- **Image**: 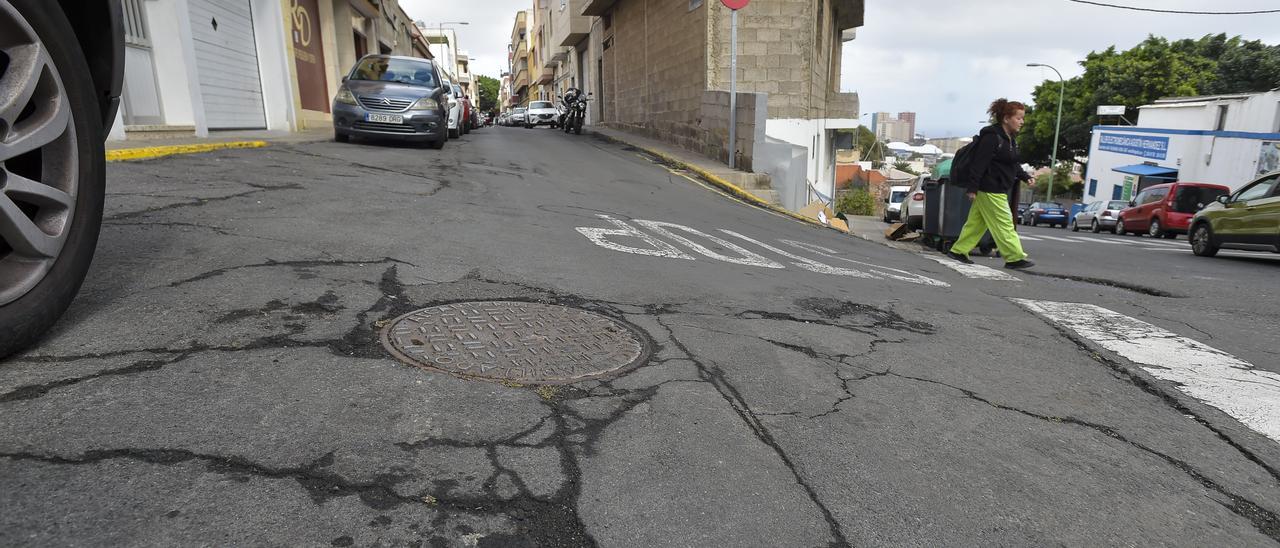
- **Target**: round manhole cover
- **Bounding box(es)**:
[380,301,650,384]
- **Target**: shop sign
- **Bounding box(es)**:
[1098,133,1169,160]
[1122,175,1136,201]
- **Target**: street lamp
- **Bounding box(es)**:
[432,21,468,63]
[1027,63,1064,201]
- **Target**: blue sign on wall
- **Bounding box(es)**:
[1098,133,1169,160]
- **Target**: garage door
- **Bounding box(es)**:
[189,0,267,129]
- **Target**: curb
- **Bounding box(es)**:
[593,131,849,235]
[106,141,269,162]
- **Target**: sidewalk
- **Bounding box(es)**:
[106,128,332,161]
[589,125,856,236]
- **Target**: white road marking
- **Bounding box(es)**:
[1137,238,1188,247]
[923,255,1021,281]
[635,220,785,269]
[1013,298,1280,443]
[1018,235,1044,241]
[1067,236,1130,245]
[575,215,695,260]
[718,230,878,280]
[1032,235,1081,243]
[780,240,950,287]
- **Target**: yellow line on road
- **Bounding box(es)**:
[106,141,269,162]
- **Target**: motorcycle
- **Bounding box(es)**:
[559,89,592,135]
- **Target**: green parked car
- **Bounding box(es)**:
[1189,171,1280,257]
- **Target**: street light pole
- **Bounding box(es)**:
[434,21,469,71]
[1028,63,1064,202]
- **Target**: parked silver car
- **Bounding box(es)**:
[509,107,528,126]
[1071,200,1129,233]
[899,176,928,230]
[332,55,449,149]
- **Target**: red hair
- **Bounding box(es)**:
[989,98,1027,125]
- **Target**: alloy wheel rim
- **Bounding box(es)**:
[0,0,79,306]
[1193,227,1207,252]
[1150,221,1160,236]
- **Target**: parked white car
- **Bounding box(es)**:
[883,184,913,223]
[900,176,927,229]
[444,80,463,138]
[524,100,559,128]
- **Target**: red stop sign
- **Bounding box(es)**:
[721,0,749,9]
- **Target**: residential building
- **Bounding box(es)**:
[551,0,594,121]
[110,0,432,140]
[508,11,531,108]
[1084,91,1280,202]
[528,1,553,103]
[580,0,865,210]
[898,111,917,140]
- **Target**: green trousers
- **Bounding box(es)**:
[949,191,1027,263]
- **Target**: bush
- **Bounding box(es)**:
[835,189,876,217]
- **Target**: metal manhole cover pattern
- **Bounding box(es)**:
[380,301,649,384]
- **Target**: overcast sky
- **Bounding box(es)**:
[844,0,1280,138]
[401,0,1280,138]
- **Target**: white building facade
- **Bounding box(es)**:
[1084,92,1280,202]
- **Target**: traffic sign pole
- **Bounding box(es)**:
[722,0,748,170]
[729,8,737,169]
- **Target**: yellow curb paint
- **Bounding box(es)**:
[105,141,269,162]
[600,133,846,235]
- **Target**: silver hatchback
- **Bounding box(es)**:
[332,55,450,148]
[1071,200,1129,233]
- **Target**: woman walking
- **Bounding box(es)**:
[948,99,1036,269]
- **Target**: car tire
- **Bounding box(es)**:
[1070,219,1079,231]
[1149,218,1164,238]
[334,131,349,143]
[1090,220,1100,233]
[0,0,107,359]
[428,138,445,150]
[1191,223,1219,257]
[1116,219,1127,235]
[448,127,459,139]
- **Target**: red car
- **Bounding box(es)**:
[1116,182,1231,239]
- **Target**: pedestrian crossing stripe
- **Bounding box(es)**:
[1034,235,1081,243]
[1019,235,1043,241]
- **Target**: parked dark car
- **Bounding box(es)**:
[1,1,124,358]
[1021,202,1068,228]
[1116,182,1230,238]
[332,55,450,149]
[1189,172,1280,257]
[1071,200,1129,233]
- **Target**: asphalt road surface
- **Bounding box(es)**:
[3,125,1280,547]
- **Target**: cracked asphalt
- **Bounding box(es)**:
[3,126,1279,547]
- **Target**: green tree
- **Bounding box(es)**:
[476,75,500,113]
[894,161,918,175]
[1019,34,1280,169]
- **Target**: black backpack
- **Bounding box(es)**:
[948,133,982,186]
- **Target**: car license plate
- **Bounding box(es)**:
[366,113,403,124]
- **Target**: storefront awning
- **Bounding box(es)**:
[1112,164,1178,179]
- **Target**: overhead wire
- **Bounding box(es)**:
[1066,0,1280,15]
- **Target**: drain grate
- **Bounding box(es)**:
[380,301,649,384]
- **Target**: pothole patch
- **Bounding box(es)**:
[380,301,650,384]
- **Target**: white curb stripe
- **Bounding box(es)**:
[1012,298,1280,443]
[923,255,1021,281]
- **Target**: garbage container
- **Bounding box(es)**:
[922,179,942,246]
[939,182,974,252]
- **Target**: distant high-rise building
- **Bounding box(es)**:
[874,112,914,143]
[897,112,917,141]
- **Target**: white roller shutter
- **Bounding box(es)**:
[189,0,267,129]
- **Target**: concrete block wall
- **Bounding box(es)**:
[705,0,859,121]
[698,90,765,171]
[602,1,710,158]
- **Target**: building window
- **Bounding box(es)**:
[689,0,703,9]
[1274,102,1280,133]
[1088,179,1097,197]
[561,0,567,11]
[1215,105,1229,131]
